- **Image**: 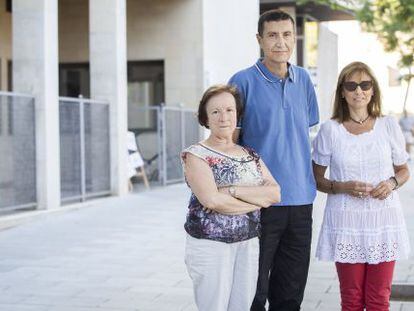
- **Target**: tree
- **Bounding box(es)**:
[358,0,414,113]
[300,0,414,112]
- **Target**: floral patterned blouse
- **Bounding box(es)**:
[181,143,264,243]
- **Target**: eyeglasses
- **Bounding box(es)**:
[343,80,373,92]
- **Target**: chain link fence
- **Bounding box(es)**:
[59,97,111,203]
[130,105,201,186]
[161,106,201,185]
[1,94,197,210]
[0,92,36,212]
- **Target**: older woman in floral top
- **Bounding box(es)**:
[181,85,280,311]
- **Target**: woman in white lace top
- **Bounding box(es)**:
[312,62,410,311]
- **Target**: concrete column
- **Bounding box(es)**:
[12,0,60,209]
[0,0,12,91]
[202,0,259,86]
[279,6,297,65]
[317,24,338,122]
[89,0,128,196]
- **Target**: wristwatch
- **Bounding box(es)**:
[229,186,237,198]
[389,176,399,190]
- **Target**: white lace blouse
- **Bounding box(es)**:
[312,116,410,264]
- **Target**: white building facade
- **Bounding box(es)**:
[0,0,351,211]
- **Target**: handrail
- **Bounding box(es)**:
[0,91,35,98]
[59,96,109,105]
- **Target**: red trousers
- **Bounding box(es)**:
[336,261,395,311]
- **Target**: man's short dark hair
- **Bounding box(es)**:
[258,9,295,36]
[198,85,243,129]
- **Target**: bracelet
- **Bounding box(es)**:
[330,181,336,194]
[389,176,399,190]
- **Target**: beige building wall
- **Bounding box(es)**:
[59,0,204,107]
[1,0,260,108]
[0,0,12,91]
[0,0,90,89]
[59,0,89,63]
[127,0,203,107]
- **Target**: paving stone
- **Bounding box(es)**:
[400,301,414,310]
[0,304,51,311]
[0,163,413,310]
[389,301,403,311]
[0,293,29,304]
[315,302,341,311]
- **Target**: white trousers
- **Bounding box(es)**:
[185,234,259,311]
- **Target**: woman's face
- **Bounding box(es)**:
[341,71,374,112]
[205,92,237,137]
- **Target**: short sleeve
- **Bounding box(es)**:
[306,74,319,127]
[181,145,208,173]
[385,116,409,165]
[312,120,335,167]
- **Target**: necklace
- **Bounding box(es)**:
[349,114,370,125]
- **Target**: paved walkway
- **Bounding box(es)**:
[1,162,414,310]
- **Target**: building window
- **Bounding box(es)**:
[6,0,12,12]
[296,16,304,67]
[59,63,90,98]
[127,60,164,131]
[127,61,164,106]
[7,60,12,92]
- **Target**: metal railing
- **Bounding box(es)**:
[59,96,111,203]
[0,91,36,212]
[0,93,198,210]
[130,104,201,186]
[162,106,200,185]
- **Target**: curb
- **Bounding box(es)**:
[391,283,414,302]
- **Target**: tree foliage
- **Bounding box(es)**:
[357,0,414,69]
[299,0,413,69]
[300,0,414,110]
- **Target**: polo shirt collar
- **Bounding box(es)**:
[254,58,296,83]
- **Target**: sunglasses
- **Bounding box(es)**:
[343,80,373,92]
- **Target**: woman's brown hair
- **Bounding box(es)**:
[332,61,382,122]
[198,84,243,129]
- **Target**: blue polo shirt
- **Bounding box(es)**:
[229,59,319,206]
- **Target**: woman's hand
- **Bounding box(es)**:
[202,207,214,213]
[342,181,373,198]
[217,179,279,209]
[370,180,395,200]
[184,153,262,215]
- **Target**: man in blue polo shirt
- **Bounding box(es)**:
[229,9,319,311]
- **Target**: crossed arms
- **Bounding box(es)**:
[184,153,280,215]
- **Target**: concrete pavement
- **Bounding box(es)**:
[0,162,414,310]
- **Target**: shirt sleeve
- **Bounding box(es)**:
[386,116,409,165]
[306,74,319,127]
[181,145,208,173]
[312,121,334,167]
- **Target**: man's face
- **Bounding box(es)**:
[257,20,296,64]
